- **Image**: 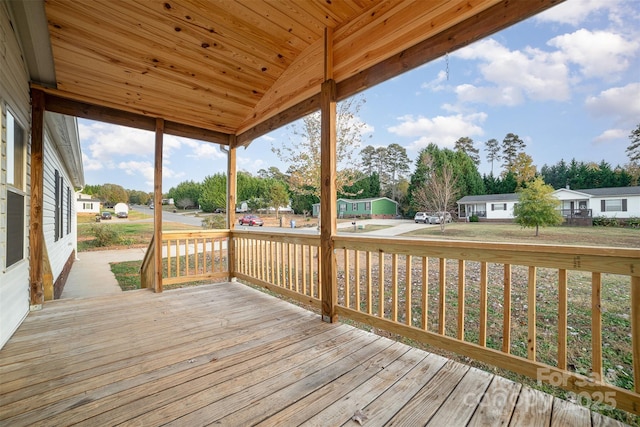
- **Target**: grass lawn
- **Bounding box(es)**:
[78,221,197,252]
[402,222,640,248]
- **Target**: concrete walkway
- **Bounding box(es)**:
[336,218,434,236]
[61,247,147,299]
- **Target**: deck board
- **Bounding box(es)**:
[0,282,628,426]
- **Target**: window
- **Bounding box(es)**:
[352,203,358,211]
[492,203,507,211]
[83,202,94,210]
[6,111,26,267]
[365,202,371,210]
[55,170,64,241]
[7,111,25,189]
[601,199,627,212]
[339,203,346,212]
[66,187,72,235]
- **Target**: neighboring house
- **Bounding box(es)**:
[313,197,398,219]
[1,2,84,349]
[457,186,640,222]
[76,192,101,214]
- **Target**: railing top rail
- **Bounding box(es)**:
[231,230,321,246]
[162,230,231,239]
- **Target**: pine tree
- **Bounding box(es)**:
[501,133,526,171]
[485,138,500,175]
[454,137,480,166]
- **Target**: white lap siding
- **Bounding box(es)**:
[43,127,77,281]
[0,2,33,349]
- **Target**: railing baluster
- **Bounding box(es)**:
[503,264,512,353]
[558,268,568,369]
[176,239,181,278]
[479,261,488,346]
[528,265,537,360]
[378,251,385,318]
[391,253,398,322]
[366,251,372,314]
[186,238,190,277]
[354,250,360,312]
[439,258,446,335]
[592,272,602,380]
[288,243,293,290]
[317,246,322,300]
[458,259,465,341]
[167,239,172,279]
[406,255,412,326]
[294,243,300,292]
[195,238,199,274]
[422,256,428,331]
[344,249,350,309]
[632,276,640,393]
[301,244,307,295]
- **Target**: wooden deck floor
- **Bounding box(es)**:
[0,283,627,426]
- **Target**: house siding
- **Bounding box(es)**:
[43,129,78,281]
[0,2,33,349]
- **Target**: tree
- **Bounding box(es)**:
[99,183,128,205]
[273,95,368,199]
[167,180,202,209]
[267,180,290,219]
[384,143,411,200]
[412,163,458,233]
[508,152,536,187]
[626,124,640,163]
[501,133,526,172]
[199,174,226,212]
[485,138,500,175]
[454,137,480,166]
[513,177,563,237]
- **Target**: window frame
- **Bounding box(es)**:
[5,108,27,268]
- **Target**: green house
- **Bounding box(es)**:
[312,197,398,219]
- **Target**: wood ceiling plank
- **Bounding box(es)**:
[50,48,254,126]
[117,0,289,78]
[238,0,320,44]
[334,0,502,78]
[48,1,275,92]
[50,41,258,113]
[268,0,328,38]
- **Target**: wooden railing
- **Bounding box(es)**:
[139,234,156,290]
[161,230,230,286]
[331,235,640,416]
[233,230,322,309]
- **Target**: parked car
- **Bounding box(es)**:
[101,211,112,220]
[238,214,264,226]
[116,211,128,218]
[429,211,453,224]
[414,212,428,223]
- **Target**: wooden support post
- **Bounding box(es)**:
[227,136,237,280]
[153,118,164,293]
[29,89,45,309]
[320,27,337,323]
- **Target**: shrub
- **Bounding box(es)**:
[202,215,226,229]
[469,214,479,222]
[593,216,620,227]
[89,224,121,247]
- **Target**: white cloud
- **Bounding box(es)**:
[117,160,184,189]
[535,0,621,26]
[180,139,226,160]
[387,113,487,150]
[585,82,640,125]
[420,70,448,92]
[548,29,638,80]
[593,128,629,144]
[454,39,571,105]
[79,121,154,163]
[237,156,265,174]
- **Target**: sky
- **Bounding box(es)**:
[78,0,640,192]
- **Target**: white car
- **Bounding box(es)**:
[414,212,428,223]
[429,212,453,224]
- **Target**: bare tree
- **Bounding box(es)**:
[413,163,458,233]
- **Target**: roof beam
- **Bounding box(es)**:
[236,0,563,146]
[37,87,230,145]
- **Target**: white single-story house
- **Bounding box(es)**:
[1,2,84,349]
[76,192,101,214]
[457,186,640,221]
